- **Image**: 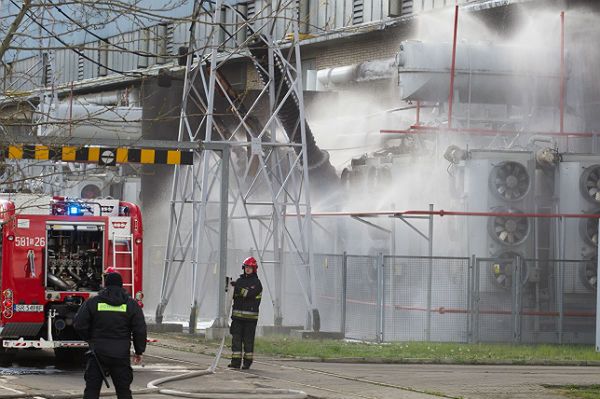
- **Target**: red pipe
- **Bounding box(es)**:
[447,5,459,129]
[560,11,565,135]
[320,296,596,318]
[394,305,594,318]
[396,209,600,219]
[380,125,597,138]
[303,209,600,219]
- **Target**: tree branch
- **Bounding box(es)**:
[0,0,32,63]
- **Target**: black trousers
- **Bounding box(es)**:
[84,352,133,399]
[230,318,257,366]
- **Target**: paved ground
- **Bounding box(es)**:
[1,339,599,398]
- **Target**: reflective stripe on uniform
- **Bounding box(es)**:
[255,294,262,299]
[231,352,242,359]
[232,310,258,319]
[243,352,253,359]
[97,303,127,312]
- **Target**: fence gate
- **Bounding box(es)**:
[471,256,523,343]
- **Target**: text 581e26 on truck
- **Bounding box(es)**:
[0,196,143,364]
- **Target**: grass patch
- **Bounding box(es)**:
[252,337,600,364]
[546,385,600,399]
[151,333,600,364]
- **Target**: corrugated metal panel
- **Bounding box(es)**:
[137,28,149,68]
[172,21,191,50]
[154,23,174,64]
[0,0,419,87]
[247,0,257,35]
[83,42,99,80]
[363,0,372,22]
[372,0,384,21]
[53,48,77,84]
[107,36,122,73]
[235,3,248,46]
[251,0,266,37]
[333,0,342,29]
[218,8,228,50]
[121,32,139,72]
[345,0,353,28]
[7,56,42,92]
[195,12,211,56]
[48,50,61,85]
[98,41,109,77]
[275,5,294,40]
[144,27,156,67]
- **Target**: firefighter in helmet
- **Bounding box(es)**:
[229,256,262,370]
[74,272,147,399]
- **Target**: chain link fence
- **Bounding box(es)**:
[155,249,598,345]
[470,257,596,344]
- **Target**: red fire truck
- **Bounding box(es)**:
[0,196,143,363]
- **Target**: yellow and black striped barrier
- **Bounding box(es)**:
[3,145,194,166]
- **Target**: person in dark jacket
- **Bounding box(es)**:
[74,272,147,399]
[228,256,262,370]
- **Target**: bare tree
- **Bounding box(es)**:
[0,0,196,196]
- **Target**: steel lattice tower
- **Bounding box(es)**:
[155,0,324,332]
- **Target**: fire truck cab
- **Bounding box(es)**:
[0,195,143,363]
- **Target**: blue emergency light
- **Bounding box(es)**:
[68,204,83,216]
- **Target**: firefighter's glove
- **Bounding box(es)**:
[240,288,249,298]
[230,281,236,287]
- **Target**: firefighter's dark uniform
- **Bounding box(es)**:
[74,272,147,399]
[229,271,262,369]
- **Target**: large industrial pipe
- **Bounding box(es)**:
[316,58,396,89]
[397,40,563,105]
[247,36,338,184]
[37,97,142,140]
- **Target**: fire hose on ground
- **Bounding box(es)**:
[0,287,307,399]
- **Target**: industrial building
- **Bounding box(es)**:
[1,0,600,344]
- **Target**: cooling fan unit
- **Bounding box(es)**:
[580,165,600,204]
[489,161,530,201]
[491,251,528,290]
[579,212,599,246]
[487,208,530,246]
[579,255,598,291]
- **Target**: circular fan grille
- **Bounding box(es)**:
[579,212,599,246]
[489,161,530,201]
[490,251,528,290]
[81,184,101,199]
[487,208,530,246]
[580,165,600,204]
[579,256,598,291]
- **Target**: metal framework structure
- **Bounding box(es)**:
[154,0,319,331]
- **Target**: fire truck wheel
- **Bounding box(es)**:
[54,348,87,368]
[0,345,16,367]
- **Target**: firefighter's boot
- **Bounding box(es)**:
[242,354,253,370]
[228,358,241,369]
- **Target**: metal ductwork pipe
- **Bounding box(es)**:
[316,58,396,89]
[247,36,338,184]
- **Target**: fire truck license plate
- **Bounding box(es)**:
[14,305,44,312]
